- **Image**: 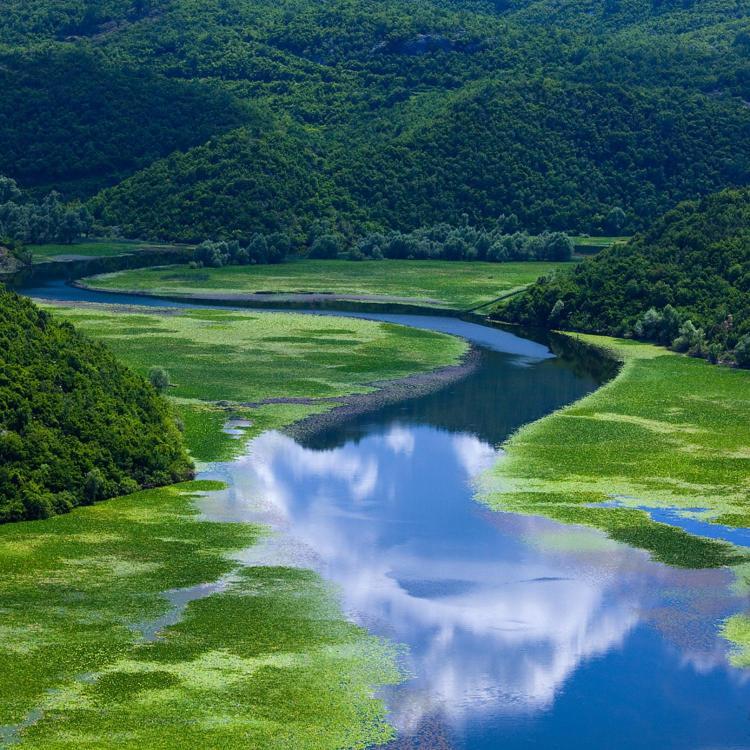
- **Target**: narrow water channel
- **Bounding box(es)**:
[25,280,750,749]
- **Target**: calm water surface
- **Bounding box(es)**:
[28,280,750,749]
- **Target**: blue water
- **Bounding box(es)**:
[598,500,750,550]
[26,278,750,749]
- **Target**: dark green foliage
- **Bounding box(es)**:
[353,223,573,262]
[0,290,193,522]
[500,187,750,363]
[0,47,250,197]
[195,235,292,268]
[0,175,92,245]
[2,0,750,238]
[91,125,337,242]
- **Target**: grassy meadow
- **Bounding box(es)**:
[479,335,750,568]
[81,259,571,309]
[47,304,467,463]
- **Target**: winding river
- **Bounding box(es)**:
[25,280,750,749]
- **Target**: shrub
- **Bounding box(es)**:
[148,366,170,393]
[735,335,750,368]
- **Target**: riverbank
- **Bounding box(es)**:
[75,259,571,311]
[479,333,750,567]
[0,242,193,288]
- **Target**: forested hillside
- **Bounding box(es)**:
[0,290,192,522]
[1,0,750,238]
[500,187,750,364]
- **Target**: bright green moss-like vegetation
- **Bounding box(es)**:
[81,259,568,309]
[47,304,468,402]
[0,481,400,748]
[479,335,750,567]
[0,291,192,522]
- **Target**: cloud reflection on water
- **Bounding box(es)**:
[204,424,745,739]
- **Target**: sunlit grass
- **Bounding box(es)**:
[46,305,468,403]
[81,259,571,309]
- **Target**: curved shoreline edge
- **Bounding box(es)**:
[283,346,482,442]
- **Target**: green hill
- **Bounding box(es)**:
[0,290,193,522]
[499,187,750,361]
[1,0,750,237]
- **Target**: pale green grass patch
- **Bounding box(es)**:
[81,259,570,309]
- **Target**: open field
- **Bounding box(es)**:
[570,235,629,255]
[479,335,750,568]
[29,240,185,263]
[47,305,467,402]
[45,303,467,462]
[81,259,572,310]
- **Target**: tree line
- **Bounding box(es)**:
[189,222,575,268]
[0,175,93,248]
[499,187,750,367]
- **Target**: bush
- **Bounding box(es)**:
[148,366,170,393]
[309,233,344,259]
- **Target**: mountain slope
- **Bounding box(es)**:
[2,0,750,236]
[0,291,193,522]
[500,187,750,354]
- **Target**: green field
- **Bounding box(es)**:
[30,240,181,263]
[479,335,750,567]
[81,259,571,310]
[47,303,467,462]
[0,303,467,747]
[570,235,629,254]
[47,305,467,403]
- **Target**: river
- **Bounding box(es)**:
[25,279,750,749]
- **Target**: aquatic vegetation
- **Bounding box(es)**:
[80,259,569,310]
[0,481,400,748]
[480,334,750,567]
[0,303,465,746]
[46,305,468,403]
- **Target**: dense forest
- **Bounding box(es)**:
[1,0,749,239]
[499,187,750,365]
[0,290,192,522]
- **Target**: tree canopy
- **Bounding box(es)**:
[499,187,750,364]
[0,290,193,522]
[0,0,748,238]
